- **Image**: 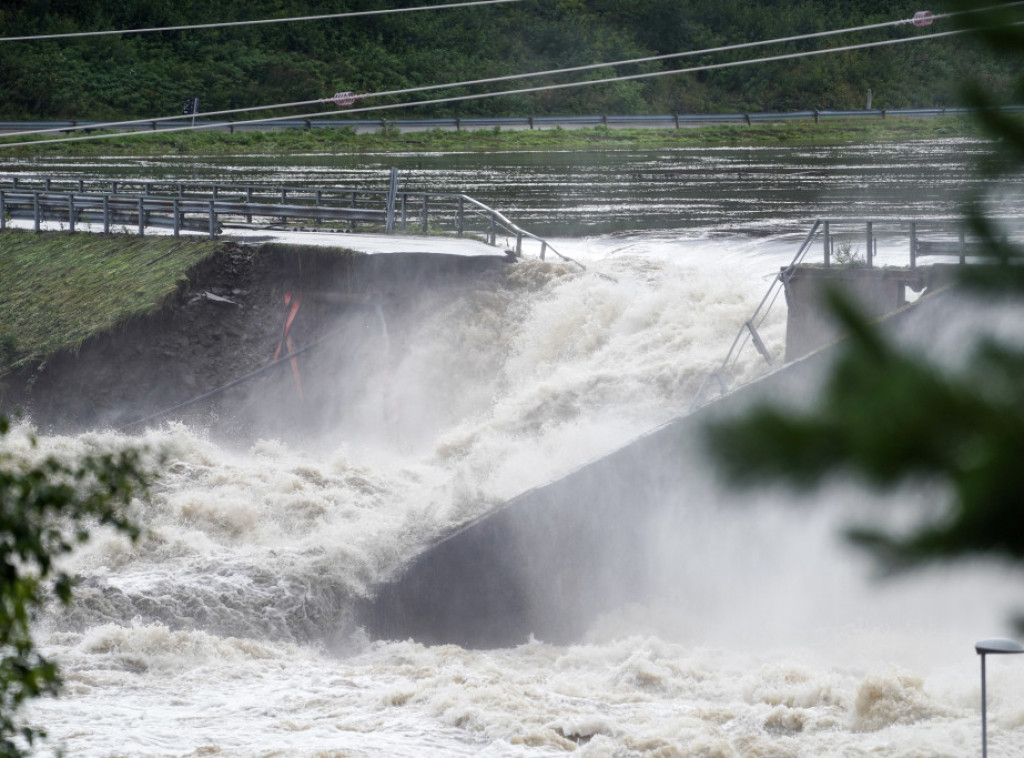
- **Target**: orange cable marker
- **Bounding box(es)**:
[274,291,305,399]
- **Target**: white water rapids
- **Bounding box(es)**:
[4,140,1024,756]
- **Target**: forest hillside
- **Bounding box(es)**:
[0,0,1019,121]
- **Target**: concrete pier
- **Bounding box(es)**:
[782,263,955,361]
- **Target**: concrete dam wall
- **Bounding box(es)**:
[357,277,953,649]
[356,349,830,648]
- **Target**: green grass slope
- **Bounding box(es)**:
[0,115,983,157]
[0,231,221,371]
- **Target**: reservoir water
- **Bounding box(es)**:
[4,138,1024,756]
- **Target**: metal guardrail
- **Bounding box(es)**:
[0,175,585,269]
[689,216,1024,410]
[2,107,1020,137]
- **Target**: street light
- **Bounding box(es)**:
[975,638,1024,757]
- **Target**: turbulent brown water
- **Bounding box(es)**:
[3,139,1024,756]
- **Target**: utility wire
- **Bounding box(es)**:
[3,20,1019,150]
[0,0,525,43]
[117,324,349,431]
[0,7,972,139]
[9,4,1012,142]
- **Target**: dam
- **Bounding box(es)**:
[354,216,1009,647]
[2,211,990,649]
[7,143,1024,755]
[354,279,955,648]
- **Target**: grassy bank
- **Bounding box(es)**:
[0,231,222,371]
[0,116,982,157]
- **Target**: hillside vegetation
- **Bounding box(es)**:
[0,0,1019,121]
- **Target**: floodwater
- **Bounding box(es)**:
[3,139,1024,756]
[5,137,1011,236]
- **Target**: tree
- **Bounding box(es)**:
[0,415,147,756]
[704,2,1024,602]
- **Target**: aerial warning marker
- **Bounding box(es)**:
[912,10,934,27]
[329,91,357,107]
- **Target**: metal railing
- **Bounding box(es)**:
[689,216,1023,411]
[0,175,584,269]
[2,106,1019,137]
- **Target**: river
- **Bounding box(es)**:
[4,138,1024,756]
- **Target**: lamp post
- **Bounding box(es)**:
[975,638,1024,757]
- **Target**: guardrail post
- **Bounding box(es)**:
[488,212,496,245]
[33,192,40,232]
[281,188,287,203]
[823,220,830,266]
[0,191,5,232]
[457,196,464,237]
[866,221,873,268]
[173,198,180,237]
[401,194,407,229]
[103,195,110,233]
[77,179,84,192]
[674,113,680,129]
[385,167,399,234]
[137,197,145,235]
[45,178,51,191]
[208,200,216,239]
[67,194,75,233]
[111,180,118,194]
[246,187,253,224]
[959,225,967,264]
[422,195,429,234]
[515,231,523,257]
[910,220,917,269]
[540,241,547,260]
[315,189,322,206]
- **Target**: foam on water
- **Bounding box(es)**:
[10,229,1024,754]
[9,238,783,643]
[27,623,1024,757]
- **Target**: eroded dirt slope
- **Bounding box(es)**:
[1,242,509,438]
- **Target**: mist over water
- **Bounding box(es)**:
[5,139,1024,755]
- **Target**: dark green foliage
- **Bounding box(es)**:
[706,292,1024,571]
[705,3,1024,585]
[0,416,147,756]
[0,1,1018,120]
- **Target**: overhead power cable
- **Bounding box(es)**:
[2,21,1017,150]
[117,325,348,431]
[8,4,1013,142]
[0,0,524,43]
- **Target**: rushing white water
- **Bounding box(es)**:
[6,140,1024,756]
[11,236,1023,757]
